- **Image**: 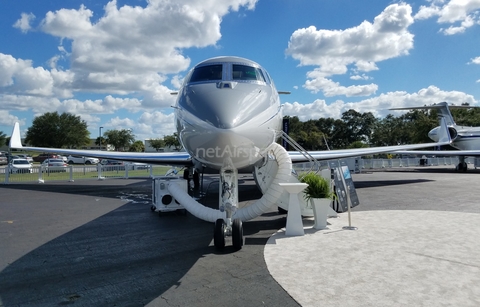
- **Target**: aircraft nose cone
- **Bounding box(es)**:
[180,83,269,129]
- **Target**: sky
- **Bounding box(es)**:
[0,0,479,142]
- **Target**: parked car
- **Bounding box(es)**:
[67,155,100,165]
[4,153,21,163]
[0,154,7,165]
[100,159,124,165]
[41,158,68,172]
[33,153,60,163]
[16,154,33,163]
[99,160,148,170]
[8,158,33,174]
[100,159,127,171]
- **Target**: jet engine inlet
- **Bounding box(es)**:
[448,127,458,141]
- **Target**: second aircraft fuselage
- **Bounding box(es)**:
[429,125,480,150]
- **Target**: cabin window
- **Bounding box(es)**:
[232,64,266,82]
[189,64,223,82]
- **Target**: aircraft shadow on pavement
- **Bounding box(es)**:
[353,179,433,189]
[0,201,216,306]
[0,177,294,306]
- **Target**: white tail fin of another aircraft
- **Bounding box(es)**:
[390,101,480,127]
[9,122,22,148]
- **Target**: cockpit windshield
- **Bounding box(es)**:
[189,64,223,82]
[186,62,269,84]
[232,64,266,82]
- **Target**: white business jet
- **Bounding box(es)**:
[9,56,452,249]
[391,102,480,171]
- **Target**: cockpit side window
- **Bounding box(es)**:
[232,64,266,82]
[263,70,271,84]
[189,64,223,83]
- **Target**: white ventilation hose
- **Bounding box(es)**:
[168,143,292,222]
[168,183,225,222]
[233,143,291,221]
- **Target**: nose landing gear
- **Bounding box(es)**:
[214,218,244,250]
[214,160,244,250]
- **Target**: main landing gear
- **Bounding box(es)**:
[456,162,467,172]
[456,156,468,172]
[214,218,243,250]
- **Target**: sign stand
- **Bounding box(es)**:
[328,160,358,230]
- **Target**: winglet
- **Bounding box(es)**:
[9,122,23,149]
[437,117,452,145]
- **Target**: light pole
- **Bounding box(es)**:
[99,126,103,151]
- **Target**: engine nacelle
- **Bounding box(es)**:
[429,125,458,142]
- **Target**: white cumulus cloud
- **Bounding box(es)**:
[283,85,477,121]
[13,12,35,33]
[469,56,480,64]
[5,0,258,139]
[286,3,414,97]
[415,0,480,35]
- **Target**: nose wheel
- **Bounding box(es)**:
[232,218,243,250]
[214,219,226,248]
[214,218,243,250]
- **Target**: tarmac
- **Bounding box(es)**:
[1,165,480,306]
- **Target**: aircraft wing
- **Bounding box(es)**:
[288,117,452,163]
[9,122,193,166]
[392,150,480,157]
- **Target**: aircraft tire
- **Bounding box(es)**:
[214,219,225,249]
[232,218,243,250]
[456,162,468,172]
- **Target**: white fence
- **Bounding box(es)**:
[0,164,174,184]
[2,156,478,184]
[293,156,478,173]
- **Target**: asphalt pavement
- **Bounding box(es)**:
[1,166,480,306]
[0,176,298,307]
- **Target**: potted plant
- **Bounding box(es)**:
[298,171,334,229]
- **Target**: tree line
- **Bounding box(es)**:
[0,112,181,152]
[285,105,480,151]
[2,105,480,152]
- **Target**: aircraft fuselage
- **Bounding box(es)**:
[174,56,283,170]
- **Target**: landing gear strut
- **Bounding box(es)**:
[214,159,244,250]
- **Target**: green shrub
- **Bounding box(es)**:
[298,172,334,201]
